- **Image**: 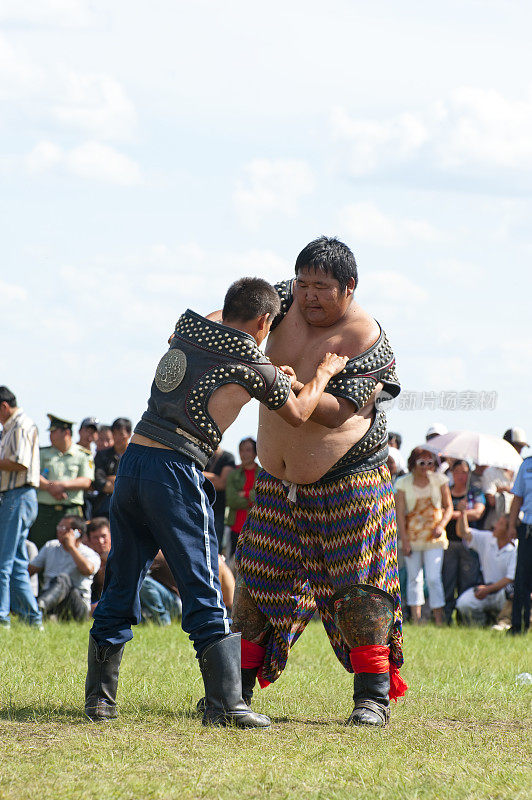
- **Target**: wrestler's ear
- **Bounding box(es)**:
[257,313,271,333]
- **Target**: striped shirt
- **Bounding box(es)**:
[0,408,40,491]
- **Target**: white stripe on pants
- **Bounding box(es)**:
[405,548,445,608]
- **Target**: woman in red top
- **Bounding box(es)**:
[225,438,260,564]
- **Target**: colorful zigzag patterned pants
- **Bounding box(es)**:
[235,465,403,684]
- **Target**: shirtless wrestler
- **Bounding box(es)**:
[84,276,347,729]
[232,237,407,727]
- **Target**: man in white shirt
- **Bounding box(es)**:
[29,516,100,620]
[455,511,516,625]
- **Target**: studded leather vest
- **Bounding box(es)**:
[272,279,401,478]
[134,310,292,468]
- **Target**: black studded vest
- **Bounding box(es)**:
[134,310,292,468]
[272,279,401,479]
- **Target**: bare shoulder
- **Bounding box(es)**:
[341,304,381,357]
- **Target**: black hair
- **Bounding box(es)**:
[87,517,111,537]
[452,459,470,472]
[112,417,132,434]
[0,386,17,407]
[223,277,281,322]
[388,431,402,449]
[294,236,358,292]
[239,436,257,454]
[59,515,87,536]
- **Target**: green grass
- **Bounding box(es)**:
[1,620,530,800]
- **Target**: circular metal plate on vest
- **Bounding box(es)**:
[154,349,187,393]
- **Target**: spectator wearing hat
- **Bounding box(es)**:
[503,427,528,456]
[92,418,132,517]
[78,418,99,457]
[508,453,532,634]
[0,386,43,629]
[29,415,94,550]
[426,423,451,476]
[481,429,528,535]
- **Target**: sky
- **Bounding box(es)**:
[1,0,531,461]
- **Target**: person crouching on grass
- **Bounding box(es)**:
[85,277,347,729]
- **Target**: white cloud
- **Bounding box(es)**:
[361,270,429,305]
[0,1,94,28]
[0,34,45,99]
[52,73,137,140]
[332,107,429,176]
[66,142,141,184]
[0,279,28,303]
[432,258,485,288]
[0,35,135,141]
[234,159,314,228]
[339,202,442,247]
[25,140,142,185]
[438,87,532,169]
[419,357,468,390]
[333,86,532,177]
[25,141,63,172]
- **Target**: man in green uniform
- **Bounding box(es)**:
[30,415,94,550]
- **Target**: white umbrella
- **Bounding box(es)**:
[423,430,522,471]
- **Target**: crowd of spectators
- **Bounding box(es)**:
[1,383,530,637]
[388,424,530,633]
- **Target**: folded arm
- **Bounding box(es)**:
[274,354,349,428]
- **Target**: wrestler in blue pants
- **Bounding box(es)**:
[91,444,230,654]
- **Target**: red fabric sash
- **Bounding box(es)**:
[349,645,408,702]
[241,638,271,688]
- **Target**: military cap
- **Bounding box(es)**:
[47,413,75,432]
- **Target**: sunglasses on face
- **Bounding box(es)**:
[416,459,434,467]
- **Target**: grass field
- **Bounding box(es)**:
[1,620,530,800]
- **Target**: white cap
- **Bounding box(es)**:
[503,427,528,446]
[426,423,448,440]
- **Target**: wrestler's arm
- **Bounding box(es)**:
[274,353,348,428]
[290,382,382,429]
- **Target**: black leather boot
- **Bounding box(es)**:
[84,634,125,721]
[241,667,258,706]
[196,665,258,713]
[347,671,390,727]
[199,633,271,728]
[37,574,71,614]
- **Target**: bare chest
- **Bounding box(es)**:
[266,313,360,382]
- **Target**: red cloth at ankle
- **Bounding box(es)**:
[240,638,271,688]
[349,644,408,702]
